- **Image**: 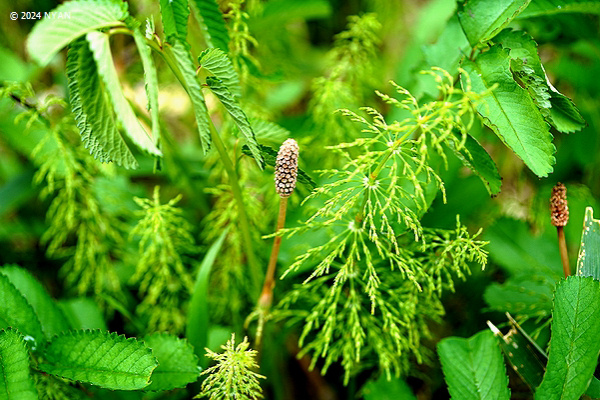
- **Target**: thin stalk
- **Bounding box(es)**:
[557,227,570,278]
[255,197,288,345]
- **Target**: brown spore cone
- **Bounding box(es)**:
[550,182,569,227]
[275,139,299,198]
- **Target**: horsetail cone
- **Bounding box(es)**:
[550,182,569,227]
[275,139,299,198]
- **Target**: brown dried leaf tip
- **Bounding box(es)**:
[275,139,299,198]
[550,182,569,227]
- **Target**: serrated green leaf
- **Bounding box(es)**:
[206,76,263,169]
[0,328,38,400]
[169,39,212,153]
[490,316,547,390]
[250,118,290,145]
[58,298,107,331]
[0,265,69,341]
[458,0,531,46]
[26,0,128,66]
[241,144,316,190]
[67,38,139,169]
[0,274,43,342]
[519,0,600,17]
[495,29,585,133]
[438,330,511,400]
[132,28,161,148]
[144,333,200,391]
[39,330,158,390]
[484,273,555,317]
[448,132,502,195]
[198,48,241,97]
[159,0,189,41]
[86,31,162,157]
[461,45,555,177]
[187,228,228,367]
[190,0,229,52]
[536,276,600,399]
[576,207,600,279]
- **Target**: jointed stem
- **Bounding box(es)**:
[557,226,571,278]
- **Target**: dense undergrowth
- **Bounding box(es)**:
[1,0,600,399]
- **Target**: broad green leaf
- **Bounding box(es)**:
[241,144,316,190]
[484,273,555,317]
[536,276,600,399]
[206,76,263,169]
[576,207,600,279]
[362,375,416,400]
[495,29,585,133]
[190,0,229,52]
[132,28,161,148]
[159,0,189,41]
[86,31,162,157]
[39,330,158,390]
[198,48,241,97]
[0,328,38,400]
[58,298,107,331]
[547,90,586,133]
[26,0,128,66]
[489,317,547,390]
[438,330,511,400]
[461,45,555,177]
[143,333,200,391]
[0,265,69,340]
[67,38,139,169]
[519,0,600,17]
[0,274,43,342]
[187,228,228,366]
[448,132,502,195]
[458,0,531,46]
[169,39,212,153]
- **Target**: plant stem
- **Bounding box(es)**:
[557,226,570,278]
[255,197,288,344]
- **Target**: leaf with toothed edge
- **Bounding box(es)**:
[198,48,241,97]
[0,274,44,342]
[159,0,190,41]
[190,0,229,52]
[0,328,38,400]
[143,333,200,391]
[39,329,158,390]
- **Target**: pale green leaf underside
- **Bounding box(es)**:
[0,265,69,341]
[26,0,127,66]
[159,0,190,41]
[520,0,600,17]
[86,31,161,157]
[458,0,531,46]
[495,29,585,133]
[536,276,600,399]
[187,229,228,366]
[39,330,158,390]
[206,77,263,168]
[461,45,555,177]
[143,333,200,391]
[0,274,43,342]
[0,328,38,400]
[576,207,600,279]
[190,0,230,52]
[132,28,161,146]
[199,48,241,97]
[169,39,212,153]
[67,39,139,169]
[438,330,510,400]
[448,132,502,195]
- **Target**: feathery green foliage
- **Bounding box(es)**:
[130,186,197,333]
[196,334,264,399]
